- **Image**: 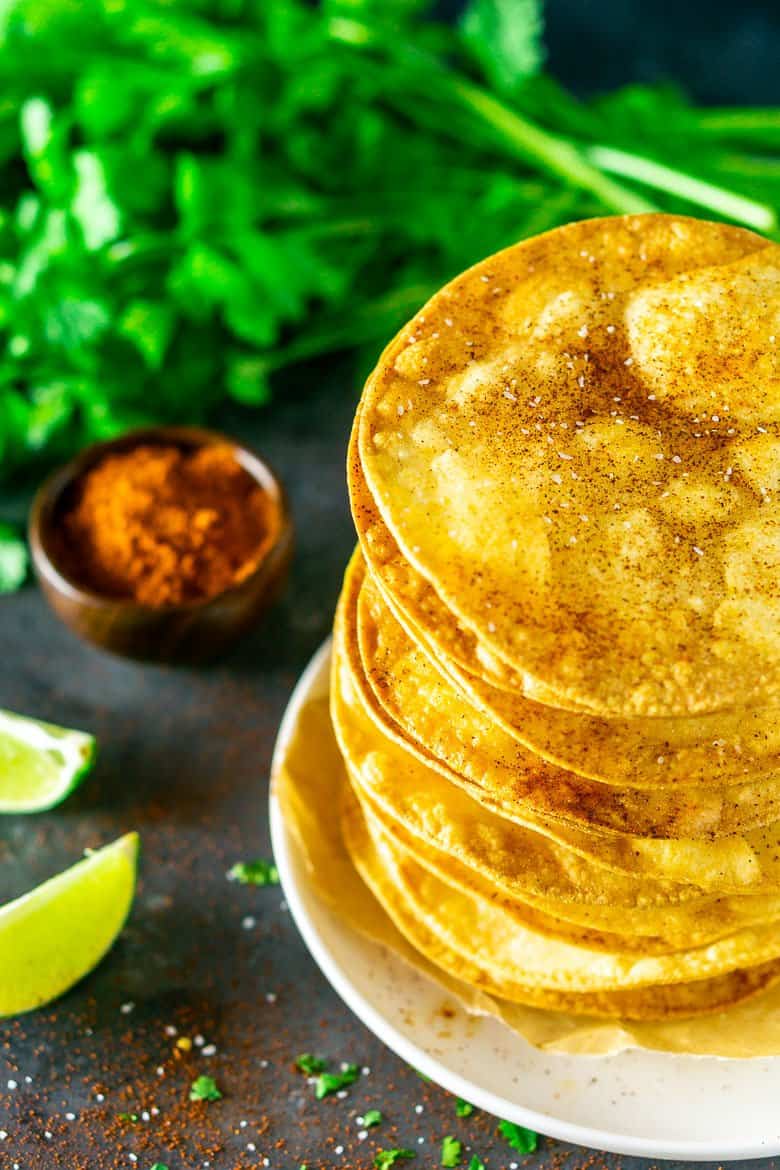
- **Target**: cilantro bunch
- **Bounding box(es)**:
[0,0,777,487]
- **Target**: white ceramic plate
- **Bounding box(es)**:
[270,641,780,1161]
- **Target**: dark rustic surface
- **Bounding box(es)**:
[0,2,776,1157]
[0,371,777,1170]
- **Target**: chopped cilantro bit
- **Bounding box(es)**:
[315,1063,359,1099]
[499,1119,539,1153]
[0,525,28,595]
[149,1165,169,1170]
[456,1098,475,1118]
[363,1108,383,1128]
[189,1075,222,1102]
[228,859,279,886]
[117,1112,139,1122]
[296,1052,327,1075]
[441,1136,462,1167]
[374,1150,415,1169]
[467,1158,486,1170]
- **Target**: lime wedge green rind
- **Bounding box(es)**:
[0,832,139,1017]
[0,707,96,813]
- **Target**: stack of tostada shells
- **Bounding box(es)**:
[305,213,780,1023]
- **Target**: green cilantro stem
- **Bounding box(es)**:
[327,16,655,217]
[586,144,778,231]
[692,108,780,140]
[447,78,657,216]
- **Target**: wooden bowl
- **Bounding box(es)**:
[29,425,294,664]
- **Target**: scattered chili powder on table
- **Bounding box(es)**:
[61,444,274,606]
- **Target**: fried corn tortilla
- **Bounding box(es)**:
[341,784,780,1018]
[351,433,780,788]
[332,599,780,898]
[357,214,780,716]
[351,775,780,951]
[354,558,780,838]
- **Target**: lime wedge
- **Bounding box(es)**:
[0,832,139,1016]
[0,708,96,812]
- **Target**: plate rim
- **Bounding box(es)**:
[270,639,780,1162]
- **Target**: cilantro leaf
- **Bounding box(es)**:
[189,1075,222,1102]
[467,1159,485,1170]
[0,526,28,594]
[119,301,175,371]
[455,1098,474,1118]
[363,1108,383,1128]
[71,150,121,251]
[461,0,544,95]
[441,1136,462,1167]
[296,1053,327,1075]
[149,1164,169,1170]
[498,1119,538,1153]
[315,1063,359,1099]
[374,1151,415,1169]
[228,859,279,886]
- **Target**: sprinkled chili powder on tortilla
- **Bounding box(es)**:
[61,443,274,606]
